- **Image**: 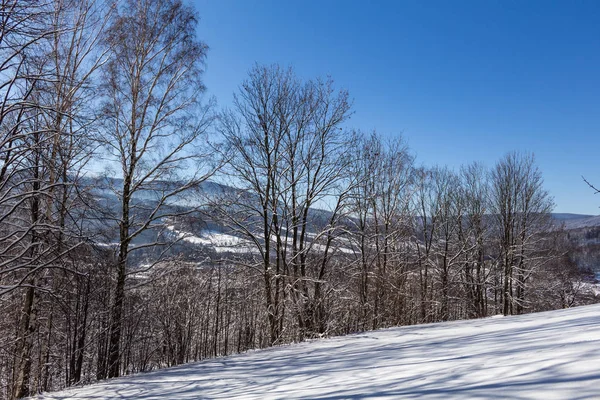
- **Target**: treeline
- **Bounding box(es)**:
[0,0,595,399]
[209,66,590,345]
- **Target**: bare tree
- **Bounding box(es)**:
[347,132,414,329]
[0,1,55,294]
[98,0,215,378]
[0,2,59,397]
[0,0,113,396]
[411,167,439,322]
[458,162,491,318]
[490,151,554,315]
[429,167,462,321]
[217,64,353,343]
[39,0,112,389]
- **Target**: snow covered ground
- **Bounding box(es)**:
[166,226,259,254]
[35,304,600,399]
[165,226,355,256]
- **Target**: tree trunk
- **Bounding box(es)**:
[13,284,37,399]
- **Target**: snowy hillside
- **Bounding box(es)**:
[34,304,600,399]
[552,213,595,221]
[562,215,600,230]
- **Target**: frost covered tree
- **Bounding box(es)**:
[0,0,112,397]
[490,151,554,315]
[347,133,414,329]
[217,64,354,343]
[457,162,491,318]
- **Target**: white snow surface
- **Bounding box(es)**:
[35,304,600,399]
[166,226,259,254]
[165,226,355,255]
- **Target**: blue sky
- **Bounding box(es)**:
[193,0,600,215]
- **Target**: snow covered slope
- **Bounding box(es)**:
[563,215,600,230]
[35,304,600,399]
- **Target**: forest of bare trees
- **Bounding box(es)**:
[0,1,596,399]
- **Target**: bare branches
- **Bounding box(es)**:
[214,64,354,341]
[0,3,589,397]
[491,151,555,315]
[582,176,600,196]
[97,0,217,379]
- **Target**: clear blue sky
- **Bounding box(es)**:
[193,0,600,215]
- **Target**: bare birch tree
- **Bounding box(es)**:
[0,0,113,396]
[0,2,57,397]
[98,0,215,378]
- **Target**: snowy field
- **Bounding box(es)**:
[35,304,600,399]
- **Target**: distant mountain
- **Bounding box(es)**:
[84,177,600,270]
[551,213,600,230]
[551,213,595,221]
